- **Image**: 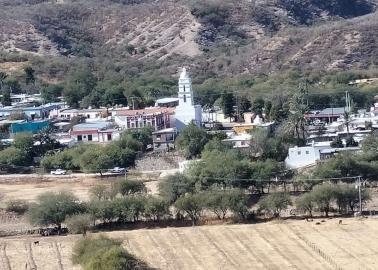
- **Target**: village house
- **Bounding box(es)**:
[114,107,174,131]
[0,103,62,120]
[55,108,109,120]
[152,127,177,150]
[305,107,346,123]
[70,122,120,143]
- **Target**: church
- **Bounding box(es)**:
[174,68,202,131]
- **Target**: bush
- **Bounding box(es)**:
[65,214,92,235]
[296,193,316,217]
[28,191,85,228]
[158,173,195,203]
[5,199,29,214]
[259,192,292,217]
[175,193,205,225]
[144,196,170,221]
[72,235,150,270]
[116,179,146,196]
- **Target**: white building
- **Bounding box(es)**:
[222,132,251,149]
[70,122,120,143]
[285,145,360,169]
[175,68,202,131]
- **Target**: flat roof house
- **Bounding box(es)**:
[70,122,120,143]
[114,107,174,131]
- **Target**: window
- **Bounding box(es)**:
[184,95,186,103]
[77,135,82,141]
[88,135,92,141]
[305,151,309,155]
[241,141,245,146]
[107,134,112,141]
[156,135,161,141]
[297,151,301,155]
[183,85,186,92]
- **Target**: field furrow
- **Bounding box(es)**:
[171,229,208,269]
[262,224,320,270]
[285,223,344,270]
[144,230,174,270]
[197,228,240,269]
[150,230,185,269]
[217,226,260,267]
[0,243,11,270]
[53,242,64,270]
[254,227,300,269]
[2,219,378,270]
[279,224,333,270]
[223,227,272,269]
[311,225,375,270]
[236,227,282,269]
[25,242,37,270]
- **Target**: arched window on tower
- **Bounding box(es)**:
[183,94,187,103]
[183,85,186,92]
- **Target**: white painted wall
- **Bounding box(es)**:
[285,146,320,169]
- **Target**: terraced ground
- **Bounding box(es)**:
[1,218,378,270]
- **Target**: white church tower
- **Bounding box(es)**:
[175,68,202,131]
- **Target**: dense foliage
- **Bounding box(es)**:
[72,235,150,270]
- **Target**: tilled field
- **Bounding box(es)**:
[1,218,378,270]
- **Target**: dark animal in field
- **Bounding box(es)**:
[33,241,39,245]
[338,220,342,225]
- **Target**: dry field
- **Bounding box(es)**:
[1,218,378,270]
[0,172,162,208]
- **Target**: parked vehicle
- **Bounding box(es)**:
[50,169,67,175]
[109,167,126,174]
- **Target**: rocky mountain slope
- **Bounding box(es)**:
[0,0,377,77]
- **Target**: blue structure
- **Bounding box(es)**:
[0,103,62,120]
[11,120,49,134]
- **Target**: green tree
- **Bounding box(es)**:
[65,213,92,236]
[296,193,316,217]
[158,173,195,203]
[80,145,113,175]
[64,66,97,108]
[220,91,234,120]
[311,184,336,217]
[227,189,250,220]
[144,196,170,221]
[89,185,109,201]
[24,66,35,85]
[41,84,64,103]
[1,88,11,106]
[116,179,146,196]
[259,192,292,217]
[0,71,7,89]
[251,97,265,116]
[203,189,231,220]
[176,122,209,159]
[0,146,29,166]
[28,191,85,229]
[175,193,205,225]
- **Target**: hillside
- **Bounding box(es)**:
[0,0,377,76]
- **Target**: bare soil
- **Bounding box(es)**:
[1,218,378,270]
